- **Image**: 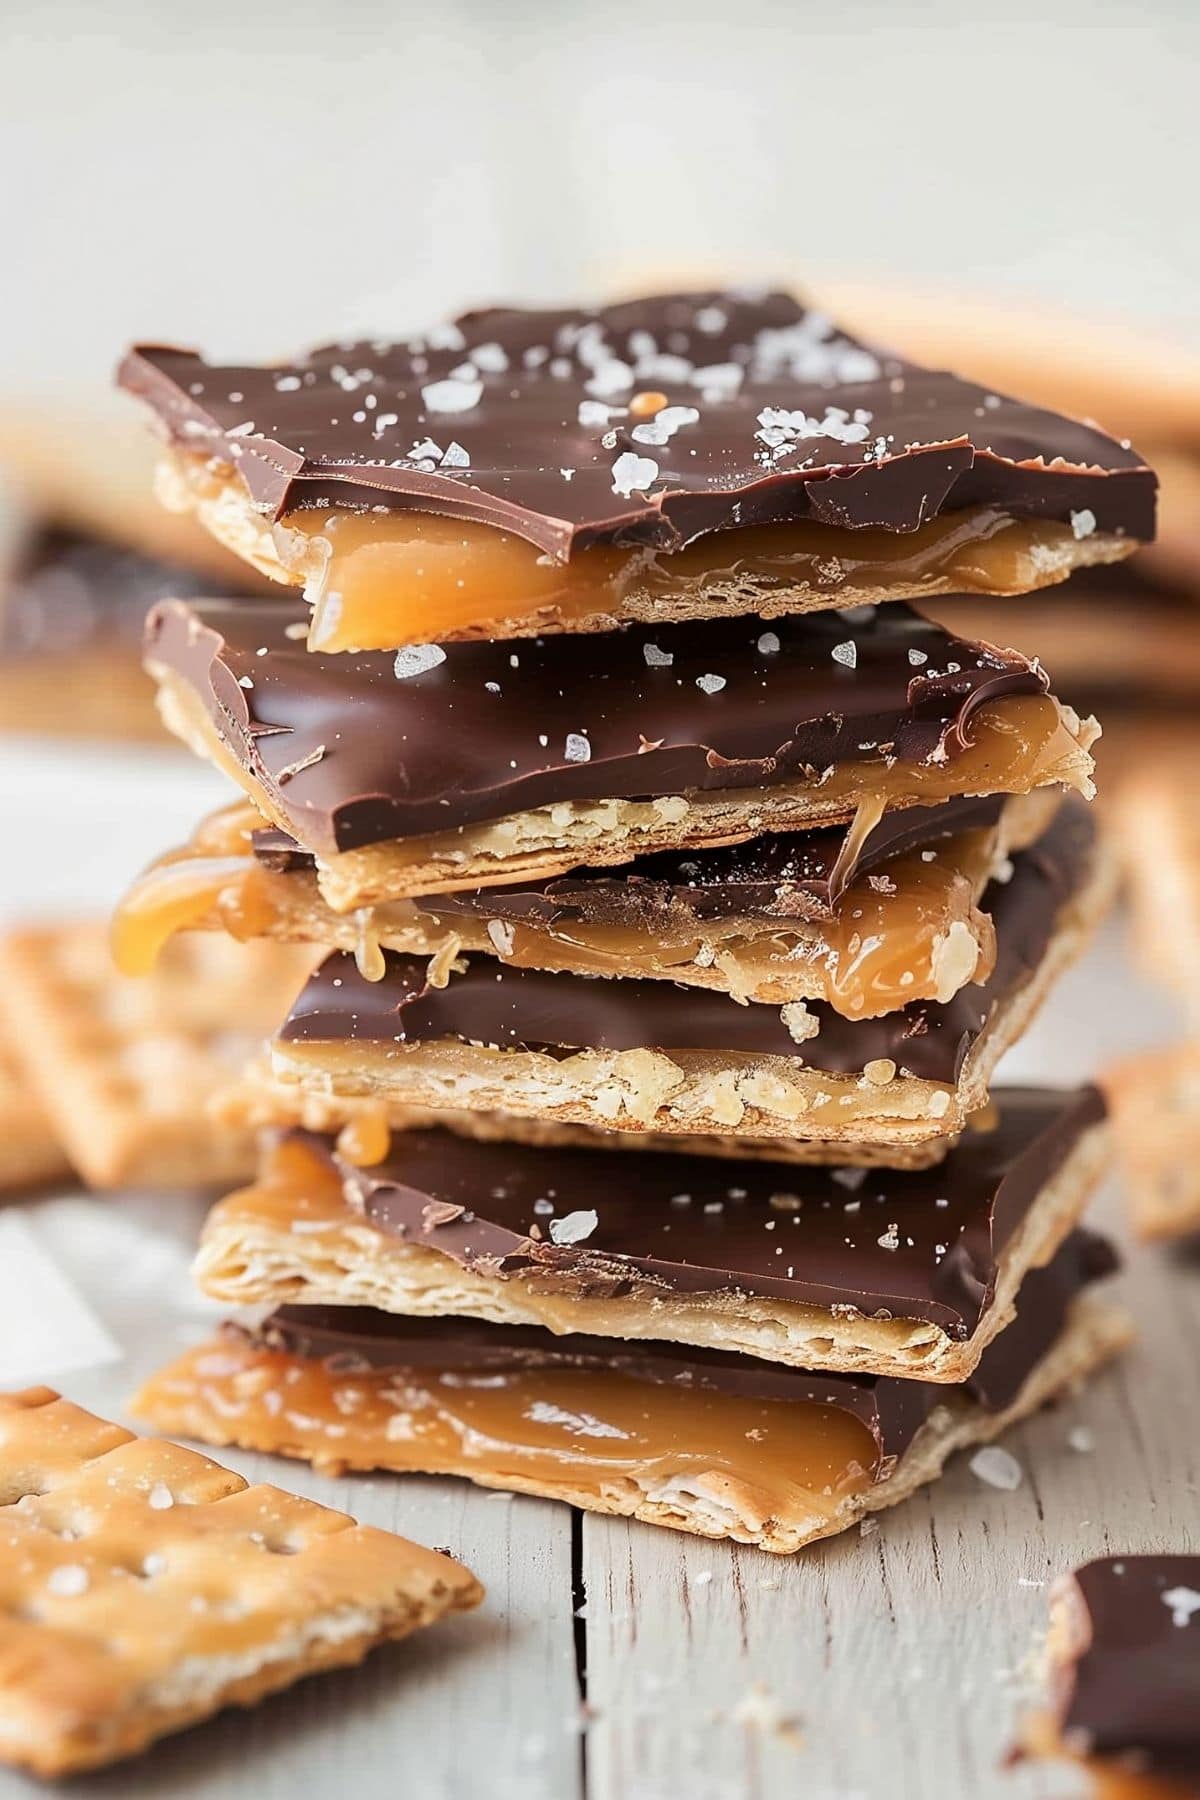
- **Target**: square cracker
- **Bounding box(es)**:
[0,1024,69,1195]
[0,923,310,1189]
[0,1386,482,1776]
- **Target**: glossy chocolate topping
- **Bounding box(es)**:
[280,1084,1104,1334]
[150,596,1052,855]
[119,291,1155,556]
[250,1225,1116,1462]
[1057,1555,1200,1782]
[254,791,1009,924]
[279,801,1096,1083]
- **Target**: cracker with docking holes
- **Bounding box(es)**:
[0,1386,482,1776]
[1102,1041,1200,1241]
[138,1232,1129,1555]
[0,924,311,1190]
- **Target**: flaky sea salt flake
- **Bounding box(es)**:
[394,644,447,680]
[421,378,483,414]
[1163,1587,1200,1627]
[969,1446,1023,1491]
[611,452,659,498]
[549,1209,599,1245]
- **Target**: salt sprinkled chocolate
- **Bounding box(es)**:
[119,291,1155,556]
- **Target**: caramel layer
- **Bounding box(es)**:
[138,1336,880,1524]
[276,502,1081,650]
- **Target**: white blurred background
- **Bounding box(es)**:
[2,0,1198,389]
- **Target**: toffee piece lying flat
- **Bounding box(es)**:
[114,789,1058,1017]
[1017,1555,1200,1797]
[270,802,1109,1149]
[144,596,1098,902]
[137,1228,1128,1556]
[0,1387,482,1777]
[193,1086,1109,1381]
[118,290,1155,648]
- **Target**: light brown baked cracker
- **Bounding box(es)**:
[0,924,311,1189]
[0,1385,482,1776]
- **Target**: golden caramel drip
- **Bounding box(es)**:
[111,857,282,975]
[335,1107,392,1168]
[143,1337,881,1519]
[442,830,996,1016]
[276,505,1080,651]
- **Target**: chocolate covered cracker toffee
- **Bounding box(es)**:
[1017,1556,1200,1797]
[119,291,1154,647]
[114,788,1058,1016]
[191,1087,1109,1381]
[113,280,1148,1588]
[269,803,1107,1147]
[142,598,1095,905]
[135,1227,1126,1554]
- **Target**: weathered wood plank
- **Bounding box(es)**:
[580,934,1199,1800]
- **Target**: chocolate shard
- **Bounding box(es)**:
[146,596,1051,855]
[278,800,1096,1086]
[1053,1555,1200,1785]
[279,1085,1105,1338]
[119,291,1155,556]
[250,1223,1117,1467]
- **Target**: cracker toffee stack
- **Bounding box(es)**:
[114,290,1154,1554]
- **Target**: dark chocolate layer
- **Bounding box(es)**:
[119,291,1155,556]
[251,1225,1116,1465]
[1058,1555,1200,1783]
[286,1085,1104,1337]
[146,596,1048,855]
[279,801,1096,1084]
[254,791,1009,924]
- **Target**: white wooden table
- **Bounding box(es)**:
[1,739,1196,1800]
